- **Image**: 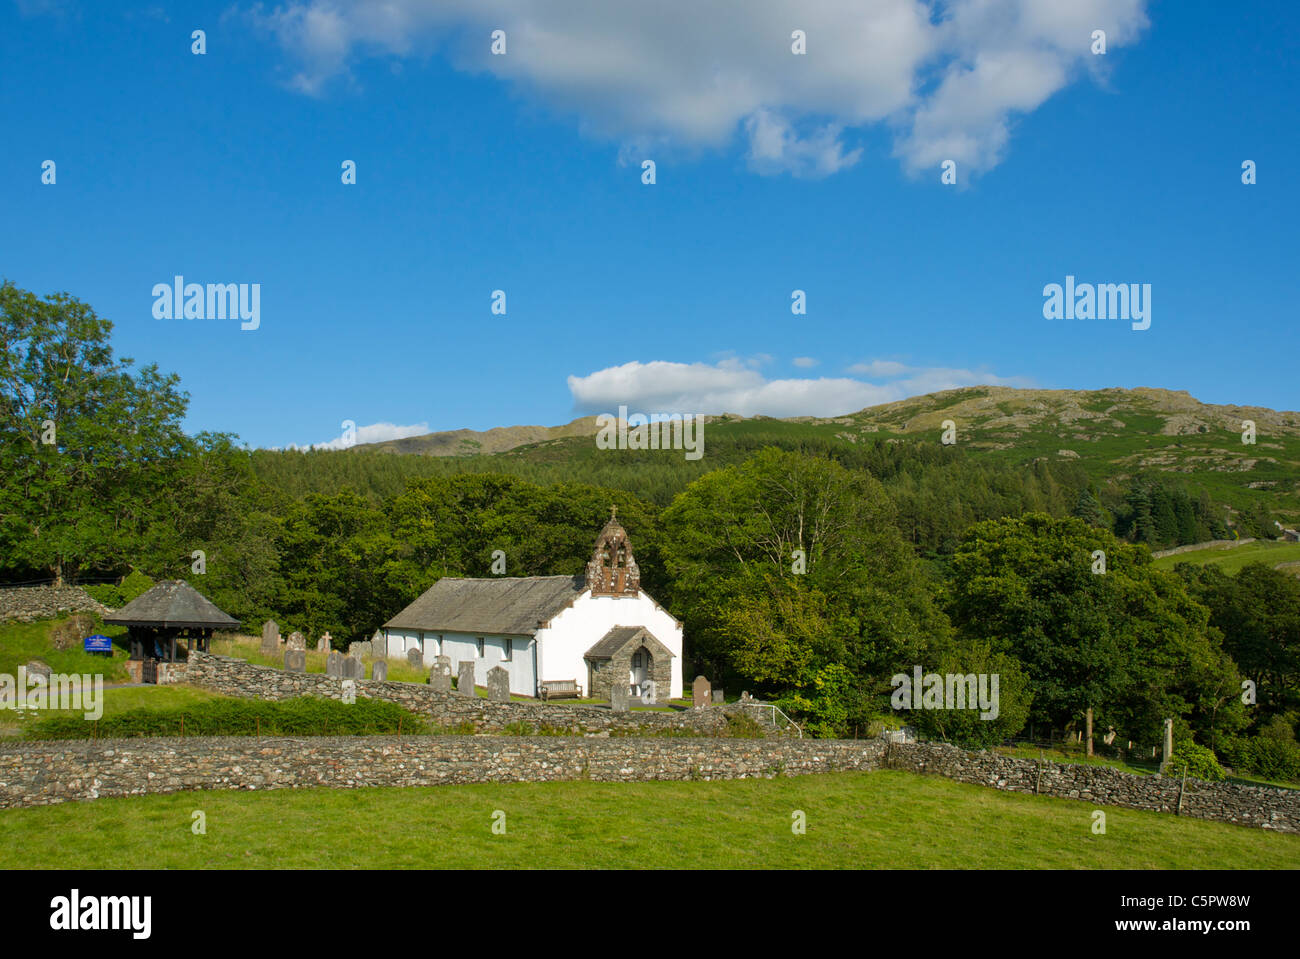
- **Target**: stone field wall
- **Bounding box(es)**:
[0,585,111,623]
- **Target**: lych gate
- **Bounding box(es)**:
[103,580,240,683]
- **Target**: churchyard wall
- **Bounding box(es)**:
[172,651,775,737]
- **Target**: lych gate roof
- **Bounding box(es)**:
[585,625,673,661]
[383,575,587,636]
[102,580,240,630]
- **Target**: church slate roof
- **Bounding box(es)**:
[383,575,588,636]
[102,580,240,630]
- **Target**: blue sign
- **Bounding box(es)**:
[84,634,113,653]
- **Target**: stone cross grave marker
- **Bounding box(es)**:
[610,682,629,713]
[260,620,279,656]
[316,631,331,653]
[284,649,306,673]
[692,675,711,709]
[372,660,388,683]
[456,661,476,697]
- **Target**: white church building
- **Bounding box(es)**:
[379,509,683,701]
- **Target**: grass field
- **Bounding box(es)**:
[0,771,1295,869]
[1152,540,1300,573]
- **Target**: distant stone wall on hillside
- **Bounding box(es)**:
[0,585,111,623]
[1151,538,1255,559]
[173,651,784,737]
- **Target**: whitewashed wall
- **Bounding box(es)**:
[536,591,683,700]
[382,629,536,696]
[381,589,682,699]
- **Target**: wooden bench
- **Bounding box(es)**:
[538,679,582,701]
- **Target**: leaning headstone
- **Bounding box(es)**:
[428,657,452,693]
[407,647,424,669]
[371,630,386,660]
[456,661,476,697]
[260,620,279,656]
[372,660,388,683]
[326,650,343,678]
[286,631,306,652]
[610,682,629,713]
[692,675,711,709]
[284,649,306,673]
[640,679,656,705]
[486,665,510,702]
[711,689,725,705]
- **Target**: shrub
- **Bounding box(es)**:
[724,711,765,739]
[503,721,534,736]
[24,696,425,739]
[82,571,153,610]
[1167,737,1225,781]
[1243,737,1300,782]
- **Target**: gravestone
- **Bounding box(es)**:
[260,620,279,656]
[711,689,725,705]
[640,679,656,705]
[610,682,629,713]
[348,640,371,660]
[486,665,511,702]
[429,656,452,693]
[407,647,424,669]
[326,650,343,678]
[456,661,476,697]
[372,660,388,683]
[284,649,306,673]
[692,675,711,709]
[315,635,330,653]
[286,631,306,652]
[371,630,386,660]
[343,656,363,681]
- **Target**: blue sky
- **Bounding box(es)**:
[2,0,1296,449]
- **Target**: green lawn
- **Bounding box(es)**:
[0,770,1295,869]
[0,684,229,735]
[1152,540,1300,574]
[0,616,131,683]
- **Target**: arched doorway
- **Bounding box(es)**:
[630,646,653,698]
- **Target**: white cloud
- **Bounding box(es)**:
[278,420,430,451]
[567,359,1032,418]
[242,0,1149,178]
[792,356,819,368]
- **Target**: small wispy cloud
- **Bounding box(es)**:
[274,420,430,451]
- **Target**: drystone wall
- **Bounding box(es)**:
[0,586,111,623]
[173,651,779,737]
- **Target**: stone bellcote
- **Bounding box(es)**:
[585,506,641,596]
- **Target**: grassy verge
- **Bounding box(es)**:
[0,616,130,683]
[0,770,1294,869]
[1152,540,1300,573]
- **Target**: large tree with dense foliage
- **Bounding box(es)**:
[661,448,951,732]
[945,513,1243,745]
[0,281,198,583]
